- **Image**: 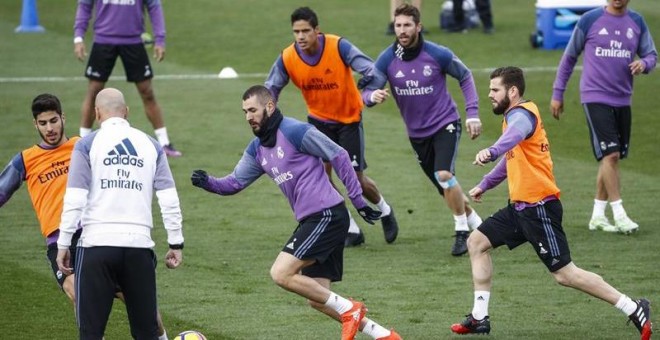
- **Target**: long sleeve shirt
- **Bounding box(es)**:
[57,117,182,250]
[201,117,367,221]
[74,0,166,46]
[553,7,657,106]
[363,40,479,139]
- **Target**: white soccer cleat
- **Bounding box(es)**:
[588,216,618,232]
[615,216,639,234]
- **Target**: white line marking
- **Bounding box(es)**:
[0,66,581,83]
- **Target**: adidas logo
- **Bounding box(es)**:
[551,258,560,266]
[446,123,456,132]
[325,68,332,74]
[598,27,608,35]
[286,238,296,250]
[395,70,405,78]
[103,138,144,167]
[477,296,485,301]
[261,157,267,166]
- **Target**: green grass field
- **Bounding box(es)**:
[1,0,659,339]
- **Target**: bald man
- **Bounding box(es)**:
[57,88,184,339]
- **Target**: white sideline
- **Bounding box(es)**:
[0,66,581,83]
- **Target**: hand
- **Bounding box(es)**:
[466,119,482,140]
[550,99,563,120]
[468,186,484,203]
[165,249,182,269]
[473,148,492,166]
[56,249,73,275]
[154,46,165,62]
[357,206,382,225]
[369,89,390,104]
[191,169,209,188]
[74,42,86,62]
[629,60,645,75]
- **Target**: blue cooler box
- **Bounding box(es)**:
[531,0,606,49]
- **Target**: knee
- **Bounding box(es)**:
[434,171,457,189]
[467,231,489,255]
[602,152,620,164]
[269,266,290,289]
[552,272,572,287]
[62,276,76,304]
[137,82,156,101]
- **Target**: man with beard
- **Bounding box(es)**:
[363,3,483,256]
[450,67,652,339]
[0,93,170,339]
[265,7,399,247]
[190,85,401,340]
[551,0,657,234]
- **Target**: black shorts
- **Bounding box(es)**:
[583,103,631,161]
[85,43,154,82]
[409,120,462,196]
[46,229,81,289]
[478,199,572,272]
[282,202,349,282]
[308,116,367,171]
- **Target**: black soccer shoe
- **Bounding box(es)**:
[345,230,365,247]
[381,209,399,244]
[450,314,491,335]
[451,231,470,256]
[628,298,652,340]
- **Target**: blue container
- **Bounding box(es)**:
[531,0,605,50]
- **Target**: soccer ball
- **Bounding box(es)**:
[173,330,207,340]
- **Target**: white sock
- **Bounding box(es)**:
[471,290,490,320]
[324,292,353,314]
[80,127,92,137]
[375,196,392,217]
[158,329,168,340]
[347,210,361,234]
[610,199,627,220]
[154,127,170,146]
[454,213,469,232]
[592,199,608,219]
[467,210,482,230]
[615,295,638,316]
[361,319,390,339]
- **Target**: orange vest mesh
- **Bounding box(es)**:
[503,102,560,203]
[282,34,363,124]
[22,137,79,237]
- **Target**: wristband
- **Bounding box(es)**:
[168,243,184,250]
[74,37,83,44]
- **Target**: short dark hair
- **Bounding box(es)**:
[31,93,62,119]
[291,7,318,28]
[490,66,526,96]
[394,4,420,25]
[242,85,274,106]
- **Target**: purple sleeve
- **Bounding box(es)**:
[264,56,289,103]
[204,150,263,195]
[300,128,366,208]
[330,150,367,209]
[552,26,584,101]
[73,1,93,38]
[0,153,25,207]
[146,0,166,46]
[67,148,92,190]
[487,109,535,160]
[639,31,658,74]
[478,158,507,192]
[446,56,479,119]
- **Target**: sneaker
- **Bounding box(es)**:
[450,314,491,335]
[345,230,365,247]
[483,26,495,34]
[163,144,182,157]
[340,300,367,340]
[615,216,639,234]
[377,329,402,340]
[628,298,652,340]
[386,22,395,35]
[451,231,470,256]
[589,216,618,232]
[381,209,399,244]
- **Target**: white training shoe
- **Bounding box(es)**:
[615,216,639,234]
[588,216,618,232]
